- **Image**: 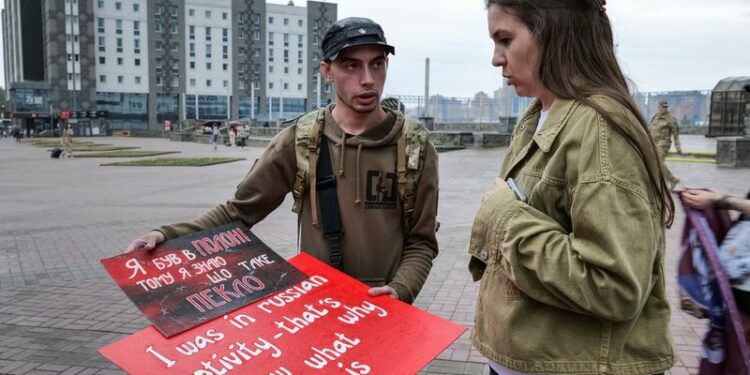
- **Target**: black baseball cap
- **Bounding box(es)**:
[321,17,395,61]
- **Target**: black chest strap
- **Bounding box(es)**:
[316,136,344,270]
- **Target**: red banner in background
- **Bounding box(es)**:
[99,253,466,375]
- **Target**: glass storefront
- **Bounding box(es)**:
[96,92,148,129]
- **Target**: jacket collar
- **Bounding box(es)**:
[503,97,579,178]
[532,97,579,153]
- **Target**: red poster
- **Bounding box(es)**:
[101,223,307,337]
[99,253,466,374]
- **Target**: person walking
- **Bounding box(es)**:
[211,124,219,151]
[649,100,682,189]
[61,123,74,158]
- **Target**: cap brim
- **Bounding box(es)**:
[328,38,395,61]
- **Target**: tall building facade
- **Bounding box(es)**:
[2,0,337,136]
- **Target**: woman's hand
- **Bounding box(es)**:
[481,177,509,204]
[682,189,722,210]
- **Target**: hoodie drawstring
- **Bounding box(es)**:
[338,137,346,177]
[354,143,363,204]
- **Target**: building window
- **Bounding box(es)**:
[190,79,195,87]
[268,32,274,45]
[116,38,123,53]
[134,58,141,66]
[284,66,288,74]
[189,25,195,40]
[269,16,273,24]
[99,56,105,64]
[116,19,123,34]
[298,83,303,91]
[99,75,106,83]
[269,82,274,89]
[115,2,121,10]
[97,0,103,8]
[284,49,289,63]
[117,75,124,83]
[298,67,303,75]
[223,80,228,88]
[171,42,178,52]
[222,28,228,42]
[97,18,105,33]
[253,30,260,41]
[98,36,105,52]
[156,76,163,86]
[222,63,228,71]
[205,10,211,18]
[170,23,177,34]
[134,21,140,36]
[269,66,273,73]
[222,45,228,59]
[284,33,289,47]
[189,8,194,17]
[283,18,289,25]
[190,61,195,69]
[133,3,139,12]
[134,39,141,54]
[206,62,212,70]
[205,44,212,58]
[298,19,303,27]
[222,12,228,20]
[155,22,161,33]
[170,5,177,16]
[283,82,288,90]
[135,76,141,84]
[156,40,163,50]
[298,34,303,48]
[206,79,212,87]
[205,27,211,41]
[189,43,195,57]
[117,57,123,65]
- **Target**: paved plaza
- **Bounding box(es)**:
[0,134,748,375]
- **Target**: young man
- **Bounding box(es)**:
[125,17,439,304]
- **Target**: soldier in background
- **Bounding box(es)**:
[649,100,682,189]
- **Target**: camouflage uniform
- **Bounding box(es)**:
[649,104,681,187]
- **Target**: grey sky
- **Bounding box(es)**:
[1,1,748,98]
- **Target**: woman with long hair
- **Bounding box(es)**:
[469,1,675,374]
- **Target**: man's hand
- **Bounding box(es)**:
[368,286,398,299]
[125,231,166,253]
[481,177,509,204]
[682,189,722,210]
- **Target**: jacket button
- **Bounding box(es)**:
[479,250,488,260]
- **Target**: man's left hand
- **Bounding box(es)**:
[368,286,398,299]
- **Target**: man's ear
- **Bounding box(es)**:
[319,61,332,83]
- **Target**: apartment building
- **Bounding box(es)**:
[2,0,337,136]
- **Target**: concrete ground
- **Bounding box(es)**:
[0,134,747,375]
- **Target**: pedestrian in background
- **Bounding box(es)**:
[211,124,219,150]
[650,100,682,189]
[470,1,675,374]
[61,123,74,159]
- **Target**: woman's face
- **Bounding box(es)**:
[487,5,544,98]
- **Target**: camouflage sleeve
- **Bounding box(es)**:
[671,117,681,151]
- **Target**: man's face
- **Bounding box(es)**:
[320,44,388,114]
[659,104,669,115]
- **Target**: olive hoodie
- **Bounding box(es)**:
[159,105,439,304]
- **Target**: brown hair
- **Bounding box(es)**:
[486,0,674,227]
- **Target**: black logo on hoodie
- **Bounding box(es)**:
[365,170,397,209]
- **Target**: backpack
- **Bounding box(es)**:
[290,108,429,233]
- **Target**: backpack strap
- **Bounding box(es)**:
[398,117,430,232]
[292,108,325,226]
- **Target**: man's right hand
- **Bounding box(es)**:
[125,231,166,253]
